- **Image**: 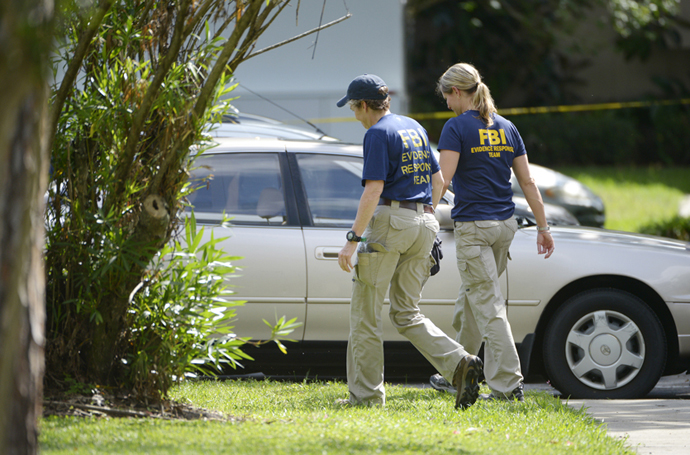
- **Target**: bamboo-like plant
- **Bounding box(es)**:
[45,0,345,398]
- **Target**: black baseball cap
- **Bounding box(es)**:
[336,74,388,108]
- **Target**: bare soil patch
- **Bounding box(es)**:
[43,390,228,421]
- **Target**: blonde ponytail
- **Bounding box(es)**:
[474,82,496,127]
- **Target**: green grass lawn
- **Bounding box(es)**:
[556,166,690,233]
[42,166,685,454]
[40,380,633,455]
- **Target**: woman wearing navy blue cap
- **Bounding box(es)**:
[335,74,483,409]
[432,63,555,402]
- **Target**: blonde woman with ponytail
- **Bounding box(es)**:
[436,63,497,126]
[429,63,555,402]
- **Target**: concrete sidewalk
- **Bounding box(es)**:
[566,398,690,454]
[557,374,690,455]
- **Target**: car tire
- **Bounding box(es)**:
[543,288,666,399]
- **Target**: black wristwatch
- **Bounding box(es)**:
[346,230,362,242]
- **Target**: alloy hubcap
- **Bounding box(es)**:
[565,310,645,390]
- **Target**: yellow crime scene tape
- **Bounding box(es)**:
[306,98,690,124]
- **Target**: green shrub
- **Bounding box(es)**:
[44,0,292,400]
[125,213,301,399]
[639,215,690,241]
[649,105,690,166]
[125,213,245,398]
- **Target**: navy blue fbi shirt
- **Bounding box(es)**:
[437,110,526,221]
[361,114,440,205]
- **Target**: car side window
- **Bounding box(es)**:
[187,153,287,225]
[296,154,363,227]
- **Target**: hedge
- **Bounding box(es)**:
[639,216,690,241]
[505,104,690,167]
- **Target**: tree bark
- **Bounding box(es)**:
[0,1,53,453]
[0,86,49,455]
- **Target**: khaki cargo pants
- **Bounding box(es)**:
[346,201,469,405]
[453,217,523,394]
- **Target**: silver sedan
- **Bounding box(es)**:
[186,137,690,399]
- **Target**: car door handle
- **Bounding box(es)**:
[314,247,341,260]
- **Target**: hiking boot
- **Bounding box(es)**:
[452,355,483,410]
[479,383,525,402]
[430,374,457,394]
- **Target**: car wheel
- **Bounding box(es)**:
[543,289,666,399]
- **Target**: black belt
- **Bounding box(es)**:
[379,198,434,214]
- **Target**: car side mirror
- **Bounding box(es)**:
[435,204,454,231]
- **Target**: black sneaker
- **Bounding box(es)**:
[430,374,457,393]
[479,383,525,402]
[452,355,483,410]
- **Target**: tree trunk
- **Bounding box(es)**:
[0,93,49,455]
[87,194,172,384]
[0,1,53,453]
